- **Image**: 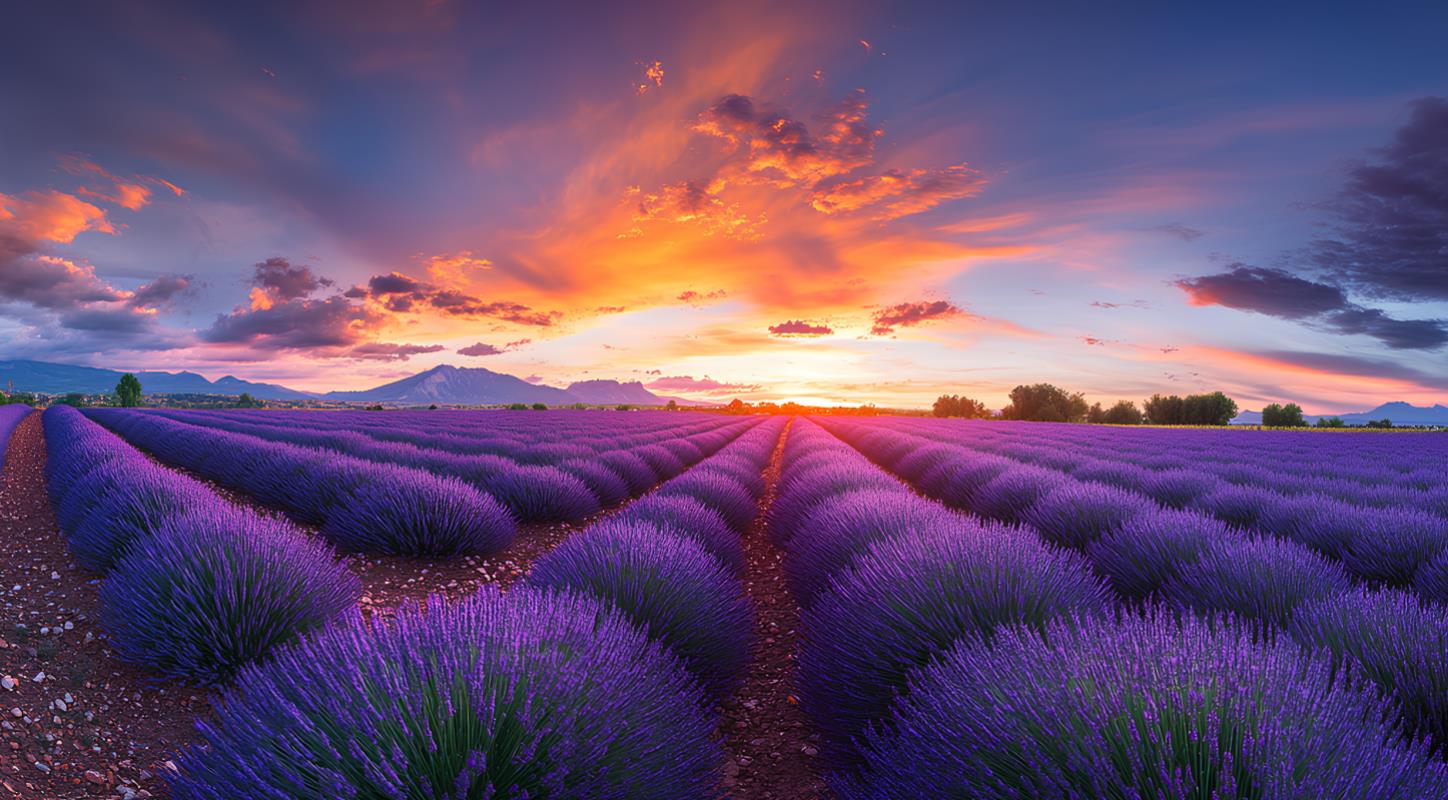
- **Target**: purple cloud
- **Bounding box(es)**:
[870,300,962,336]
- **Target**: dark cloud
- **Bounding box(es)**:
[1176,264,1346,319]
[1176,264,1446,349]
[458,342,504,356]
[1320,306,1448,350]
[1152,223,1205,242]
[0,254,125,309]
[367,271,426,295]
[869,300,962,336]
[694,91,879,186]
[348,342,445,362]
[1309,97,1448,301]
[252,257,332,301]
[768,319,833,336]
[202,294,386,351]
[352,272,561,326]
[129,273,194,308]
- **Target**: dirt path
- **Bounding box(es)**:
[718,418,829,799]
[0,413,201,800]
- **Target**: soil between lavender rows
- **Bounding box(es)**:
[1,413,830,799]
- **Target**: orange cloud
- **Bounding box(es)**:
[636,59,664,94]
[694,91,880,188]
[59,155,170,212]
[624,180,763,240]
[0,190,115,243]
[811,165,985,219]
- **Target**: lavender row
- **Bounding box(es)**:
[167,418,787,796]
[0,403,30,475]
[914,416,1448,491]
[881,416,1448,513]
[42,406,359,684]
[527,416,783,696]
[810,416,1448,779]
[86,408,518,555]
[153,407,743,466]
[819,416,1448,598]
[125,408,761,522]
[761,419,1109,780]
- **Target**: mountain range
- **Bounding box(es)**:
[0,359,312,400]
[1232,401,1448,426]
[0,360,703,406]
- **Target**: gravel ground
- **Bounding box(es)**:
[0,414,200,800]
[718,419,831,799]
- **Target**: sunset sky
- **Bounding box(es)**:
[2,2,1446,411]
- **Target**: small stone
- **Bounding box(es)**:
[0,676,15,691]
[31,671,44,683]
[84,769,104,784]
[53,699,66,711]
[50,571,60,580]
[34,762,50,774]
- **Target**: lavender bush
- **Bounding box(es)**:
[169,587,722,799]
[839,610,1448,798]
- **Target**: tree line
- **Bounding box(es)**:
[933,384,1239,426]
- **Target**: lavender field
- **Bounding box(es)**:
[4,404,1448,798]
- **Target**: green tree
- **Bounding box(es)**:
[615,404,633,411]
[1182,392,1238,425]
[1143,392,1237,425]
[1143,394,1185,424]
[1000,384,1088,423]
[665,400,679,411]
[116,373,143,407]
[507,403,529,410]
[1365,418,1394,429]
[1261,403,1307,427]
[531,402,548,411]
[1315,416,1345,428]
[235,392,263,408]
[933,394,989,418]
[1102,400,1144,425]
[58,393,88,408]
